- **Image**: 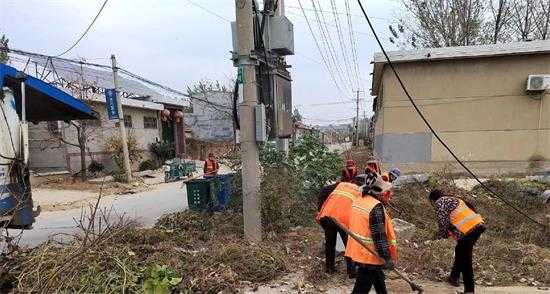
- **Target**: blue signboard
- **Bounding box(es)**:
[105,88,119,120]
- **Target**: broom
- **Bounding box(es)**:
[328,217,424,293]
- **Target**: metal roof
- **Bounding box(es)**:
[30,58,189,108]
[0,64,97,122]
[371,40,550,96]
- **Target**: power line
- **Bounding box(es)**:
[286,4,389,21]
[297,0,349,100]
[5,48,231,115]
[329,0,356,90]
[57,0,109,57]
[311,0,354,95]
[184,0,231,22]
[356,0,546,229]
[345,0,362,90]
[6,48,112,70]
[296,98,368,107]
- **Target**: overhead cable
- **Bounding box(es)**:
[297,0,349,99]
[310,0,354,95]
[57,0,109,57]
[5,48,231,115]
[356,0,546,228]
[345,0,362,90]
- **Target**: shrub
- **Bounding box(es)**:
[87,160,104,176]
[105,134,142,181]
[139,159,156,171]
[150,142,175,166]
[258,134,342,231]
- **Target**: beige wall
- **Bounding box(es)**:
[29,101,161,173]
[65,102,161,172]
[375,53,550,174]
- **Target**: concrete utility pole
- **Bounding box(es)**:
[111,55,133,183]
[235,0,262,242]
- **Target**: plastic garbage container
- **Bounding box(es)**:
[186,178,217,211]
[215,174,233,209]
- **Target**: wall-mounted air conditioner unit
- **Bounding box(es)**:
[526,75,550,92]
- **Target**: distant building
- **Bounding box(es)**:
[318,123,353,144]
[23,60,189,173]
[371,40,550,175]
[184,90,235,159]
[29,97,163,173]
[293,121,315,142]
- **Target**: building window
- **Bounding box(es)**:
[143,116,158,129]
[124,115,133,128]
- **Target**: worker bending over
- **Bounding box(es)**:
[429,189,485,294]
[316,173,364,277]
[203,152,219,176]
[346,173,397,294]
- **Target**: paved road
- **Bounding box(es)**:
[11,181,188,247]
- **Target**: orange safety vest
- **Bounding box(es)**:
[316,182,361,228]
[205,159,218,174]
[345,195,398,265]
[450,199,484,236]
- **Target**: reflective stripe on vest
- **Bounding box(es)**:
[316,182,361,227]
[345,196,398,265]
[334,190,358,201]
[450,199,483,235]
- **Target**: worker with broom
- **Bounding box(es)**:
[316,164,363,277]
[345,171,397,294]
[428,189,485,294]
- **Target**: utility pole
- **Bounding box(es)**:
[355,90,360,146]
[235,0,262,242]
[111,55,133,183]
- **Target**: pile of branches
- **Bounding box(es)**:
[7,208,290,293]
[390,171,550,287]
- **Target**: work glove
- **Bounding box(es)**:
[383,259,394,271]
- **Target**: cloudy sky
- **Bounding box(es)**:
[1,0,402,126]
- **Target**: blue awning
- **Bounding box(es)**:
[0,64,97,122]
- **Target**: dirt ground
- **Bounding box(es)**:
[246,273,550,293]
[31,172,164,211]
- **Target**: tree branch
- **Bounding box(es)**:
[60,137,80,148]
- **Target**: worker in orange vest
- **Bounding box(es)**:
[342,159,358,182]
[203,152,219,177]
[316,175,365,277]
[365,159,382,175]
[429,189,486,294]
[345,172,396,294]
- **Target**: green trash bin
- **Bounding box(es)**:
[186,177,219,211]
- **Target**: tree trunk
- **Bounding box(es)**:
[78,122,87,182]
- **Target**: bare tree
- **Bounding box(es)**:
[533,0,550,39]
[50,62,104,181]
[488,0,514,43]
[390,0,486,48]
[511,0,537,40]
[0,33,8,64]
[390,0,548,48]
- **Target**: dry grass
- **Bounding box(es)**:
[391,173,550,287]
[6,168,549,292]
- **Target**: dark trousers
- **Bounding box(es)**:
[320,218,355,274]
[352,266,387,294]
[450,226,485,293]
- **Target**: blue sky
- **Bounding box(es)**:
[1,0,402,125]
